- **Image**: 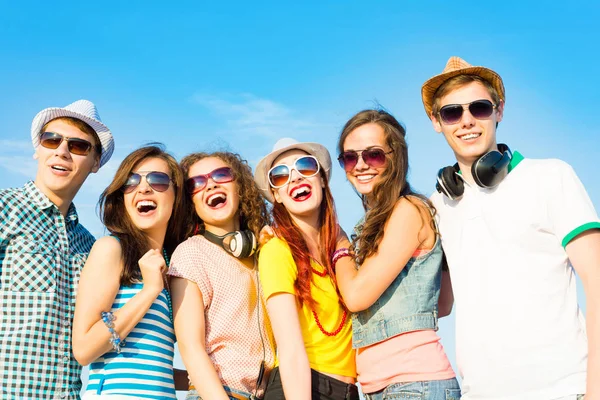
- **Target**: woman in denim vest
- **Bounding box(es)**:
[334,109,460,400]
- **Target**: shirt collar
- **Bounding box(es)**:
[507,150,524,173]
[24,181,54,210]
[65,203,80,225]
[24,181,80,225]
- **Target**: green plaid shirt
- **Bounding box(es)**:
[1,181,95,399]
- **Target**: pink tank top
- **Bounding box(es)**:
[356,249,455,394]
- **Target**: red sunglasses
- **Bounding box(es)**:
[186,167,234,195]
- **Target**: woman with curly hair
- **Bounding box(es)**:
[73,144,188,399]
[168,151,276,400]
[334,109,459,400]
[254,138,358,400]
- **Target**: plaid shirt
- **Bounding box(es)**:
[1,181,95,399]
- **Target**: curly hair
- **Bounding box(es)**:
[98,144,187,286]
[179,151,270,239]
[337,109,437,265]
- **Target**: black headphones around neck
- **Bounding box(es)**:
[203,229,258,258]
[436,143,512,201]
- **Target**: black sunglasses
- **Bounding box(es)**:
[338,147,392,172]
[39,131,94,156]
[122,171,173,193]
[438,99,496,125]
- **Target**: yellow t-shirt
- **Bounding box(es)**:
[258,238,356,378]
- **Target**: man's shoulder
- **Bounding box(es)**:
[514,157,573,176]
[0,185,31,218]
[510,158,577,192]
[0,185,27,204]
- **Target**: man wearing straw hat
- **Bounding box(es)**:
[423,57,599,400]
[0,100,114,399]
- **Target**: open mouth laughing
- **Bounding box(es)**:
[289,184,312,202]
[206,192,227,209]
[136,200,157,215]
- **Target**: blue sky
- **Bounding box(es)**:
[1,1,599,397]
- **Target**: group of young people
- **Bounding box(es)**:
[1,56,598,400]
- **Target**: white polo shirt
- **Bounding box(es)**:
[431,152,600,400]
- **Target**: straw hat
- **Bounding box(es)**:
[254,137,332,203]
[421,56,505,119]
[31,99,114,168]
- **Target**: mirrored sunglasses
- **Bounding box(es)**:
[268,155,320,188]
[122,171,173,193]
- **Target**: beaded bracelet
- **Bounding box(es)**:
[101,311,126,353]
[332,248,351,271]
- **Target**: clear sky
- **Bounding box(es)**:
[1,1,599,398]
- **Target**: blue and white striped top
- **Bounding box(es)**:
[83,283,176,399]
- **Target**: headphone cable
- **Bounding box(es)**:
[254,253,266,399]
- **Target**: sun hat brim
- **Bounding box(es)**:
[254,140,332,203]
[31,106,114,168]
[421,65,505,119]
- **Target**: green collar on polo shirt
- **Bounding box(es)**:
[507,150,524,173]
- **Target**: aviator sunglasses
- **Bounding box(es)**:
[338,147,392,172]
[268,155,320,188]
[39,131,94,156]
[122,171,173,194]
[438,99,497,125]
[186,167,234,195]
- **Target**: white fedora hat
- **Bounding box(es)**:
[254,138,332,203]
[31,99,114,168]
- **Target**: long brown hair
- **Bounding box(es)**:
[99,144,187,286]
[337,109,436,265]
[179,151,270,239]
[271,164,340,309]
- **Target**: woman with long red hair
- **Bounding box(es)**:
[254,138,358,400]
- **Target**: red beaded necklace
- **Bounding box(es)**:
[309,264,347,336]
[312,308,348,337]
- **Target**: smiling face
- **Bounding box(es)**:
[342,123,390,199]
[432,81,504,169]
[123,157,175,234]
[271,149,324,219]
[34,118,100,205]
[188,156,240,234]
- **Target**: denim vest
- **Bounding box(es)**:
[351,216,443,349]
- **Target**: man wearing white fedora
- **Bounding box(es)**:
[423,57,600,400]
[0,100,114,399]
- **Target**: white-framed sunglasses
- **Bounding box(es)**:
[267,155,320,188]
